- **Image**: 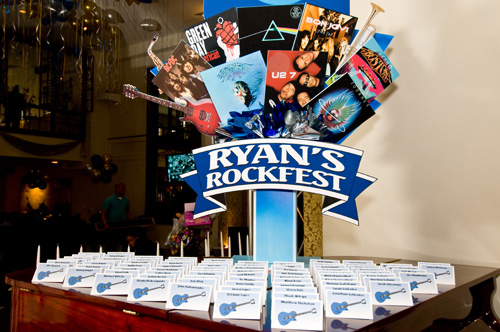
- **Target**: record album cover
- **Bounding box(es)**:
[293,3,358,76]
[200,51,267,127]
[326,37,400,103]
[238,4,304,60]
[184,8,240,66]
[264,50,328,114]
[309,74,375,143]
[152,40,212,103]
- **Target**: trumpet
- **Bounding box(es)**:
[337,2,384,70]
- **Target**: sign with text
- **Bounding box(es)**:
[182,139,375,225]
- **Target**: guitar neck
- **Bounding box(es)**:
[134,90,190,115]
[293,309,316,318]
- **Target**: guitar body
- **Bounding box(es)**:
[133,287,148,299]
[179,98,220,136]
[219,302,237,316]
[331,301,348,315]
[278,311,297,326]
[410,281,418,290]
[172,294,189,307]
[37,271,50,280]
[68,276,82,286]
[97,282,111,294]
[375,291,390,303]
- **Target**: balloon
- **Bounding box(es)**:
[90,154,104,170]
[62,0,74,10]
[91,169,101,182]
[109,163,118,174]
[104,9,124,24]
[101,171,112,183]
[102,154,112,165]
[83,163,93,174]
[82,0,97,13]
[56,8,74,22]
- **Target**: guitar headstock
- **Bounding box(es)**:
[123,84,140,99]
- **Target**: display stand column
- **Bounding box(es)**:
[253,190,296,263]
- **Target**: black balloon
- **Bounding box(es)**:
[90,154,104,170]
[109,163,118,174]
[101,171,112,183]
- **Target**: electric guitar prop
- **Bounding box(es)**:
[68,273,96,286]
[37,268,64,280]
[278,308,317,326]
[133,284,165,299]
[123,84,220,136]
[96,279,127,293]
[219,299,255,316]
[375,288,406,303]
[331,299,366,315]
[172,291,206,307]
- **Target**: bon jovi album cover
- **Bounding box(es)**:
[293,3,357,76]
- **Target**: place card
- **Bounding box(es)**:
[398,272,438,294]
[325,291,372,320]
[105,269,140,278]
[273,292,319,301]
[419,264,455,285]
[140,273,177,282]
[178,277,219,302]
[32,263,68,283]
[271,299,323,330]
[127,277,169,302]
[213,291,262,319]
[221,286,266,306]
[166,283,212,311]
[63,267,101,288]
[91,273,132,296]
[370,281,412,306]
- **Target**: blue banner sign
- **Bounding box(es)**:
[182,139,375,225]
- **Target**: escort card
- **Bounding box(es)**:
[419,264,455,285]
[398,272,438,294]
[362,277,401,291]
[46,259,78,267]
[221,286,266,306]
[213,291,262,319]
[178,277,219,302]
[78,262,114,270]
[370,281,412,306]
[140,273,177,282]
[127,277,169,302]
[166,283,212,311]
[273,292,319,301]
[271,299,323,330]
[91,273,132,296]
[63,268,101,288]
[105,269,140,278]
[32,263,68,283]
[326,291,372,320]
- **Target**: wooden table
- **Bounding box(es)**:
[5,257,500,331]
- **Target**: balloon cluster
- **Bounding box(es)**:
[83,154,118,183]
[21,169,49,190]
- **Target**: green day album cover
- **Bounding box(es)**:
[326,37,400,104]
[308,73,375,144]
[183,8,239,67]
[292,3,357,76]
[237,4,304,61]
[151,40,212,103]
[264,50,328,114]
[200,51,267,127]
